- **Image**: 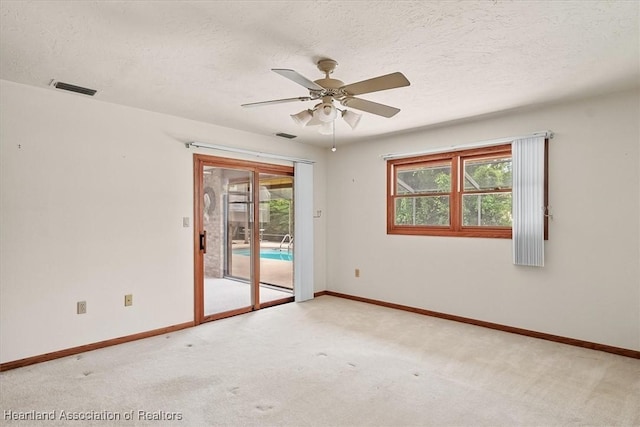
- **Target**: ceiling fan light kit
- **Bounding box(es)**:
[342,109,362,130]
[314,102,337,123]
[242,58,410,137]
[290,109,313,126]
[318,122,333,135]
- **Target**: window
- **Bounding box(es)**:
[387,144,515,238]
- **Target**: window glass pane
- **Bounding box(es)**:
[395,196,450,226]
[396,164,451,195]
[464,157,512,191]
[462,193,512,226]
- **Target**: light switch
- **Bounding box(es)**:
[183,217,190,227]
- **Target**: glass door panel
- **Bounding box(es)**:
[203,166,253,317]
[257,173,294,305]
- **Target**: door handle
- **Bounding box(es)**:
[199,230,207,253]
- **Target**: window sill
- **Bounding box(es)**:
[387,227,512,239]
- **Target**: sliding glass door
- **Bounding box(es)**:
[194,155,294,324]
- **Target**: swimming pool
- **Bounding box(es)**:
[233,248,293,261]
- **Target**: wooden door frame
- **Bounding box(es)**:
[193,154,294,325]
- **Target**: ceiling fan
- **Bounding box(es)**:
[241,59,410,133]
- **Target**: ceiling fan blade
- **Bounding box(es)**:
[341,72,410,96]
[241,96,312,108]
[341,97,400,118]
[272,69,325,91]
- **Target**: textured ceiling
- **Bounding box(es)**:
[1,1,638,147]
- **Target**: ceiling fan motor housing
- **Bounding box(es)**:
[311,79,345,100]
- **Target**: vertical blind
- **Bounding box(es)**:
[294,161,315,301]
[512,136,546,267]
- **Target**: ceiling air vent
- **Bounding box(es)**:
[50,80,97,96]
[275,132,297,139]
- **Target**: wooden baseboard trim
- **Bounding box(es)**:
[320,291,640,359]
[1,294,300,371]
[5,291,635,371]
[0,321,195,372]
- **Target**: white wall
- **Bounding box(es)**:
[326,89,640,351]
[2,80,637,363]
[0,80,328,363]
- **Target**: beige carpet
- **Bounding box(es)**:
[1,296,639,426]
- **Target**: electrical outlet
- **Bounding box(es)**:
[124,294,133,307]
[355,268,360,278]
[77,301,86,314]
